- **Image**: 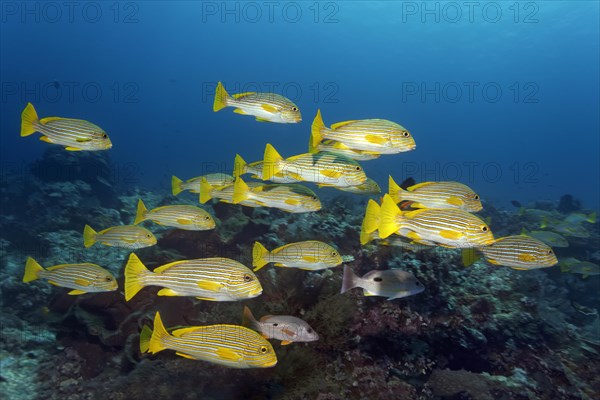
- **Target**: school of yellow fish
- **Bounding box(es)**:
[20,81,570,369]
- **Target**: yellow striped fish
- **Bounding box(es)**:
[252,241,343,271]
[141,312,277,368]
[309,139,381,161]
[198,178,263,207]
[389,176,482,212]
[171,173,234,196]
[311,109,415,154]
[233,154,299,183]
[20,103,112,151]
[262,143,367,188]
[463,235,558,270]
[83,224,156,249]
[124,253,262,301]
[242,306,319,345]
[232,177,321,213]
[377,194,495,248]
[213,81,301,123]
[22,257,117,295]
[333,177,381,195]
[134,199,215,230]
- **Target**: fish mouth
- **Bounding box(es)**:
[263,359,278,368]
[249,288,263,297]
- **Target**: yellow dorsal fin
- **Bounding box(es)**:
[172,327,202,337]
[232,92,256,99]
[407,182,434,191]
[39,116,66,124]
[153,260,184,273]
[331,120,359,130]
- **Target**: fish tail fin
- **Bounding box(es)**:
[83,225,97,248]
[310,109,325,149]
[560,264,569,273]
[461,248,481,267]
[388,175,406,203]
[199,177,213,204]
[340,265,359,294]
[587,212,596,224]
[242,306,260,331]
[148,312,170,354]
[134,199,148,225]
[262,143,283,181]
[252,241,270,271]
[23,257,45,283]
[124,253,150,301]
[21,102,39,137]
[360,226,377,245]
[520,227,528,236]
[233,154,247,178]
[213,81,230,112]
[379,194,402,239]
[171,175,184,196]
[139,325,153,353]
[362,199,381,234]
[232,177,250,204]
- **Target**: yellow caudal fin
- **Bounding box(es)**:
[252,241,270,271]
[262,143,284,181]
[171,175,184,196]
[213,81,230,112]
[124,253,151,301]
[388,175,405,203]
[199,177,213,204]
[461,248,481,267]
[310,109,325,148]
[360,225,377,245]
[83,225,97,248]
[379,194,402,239]
[134,199,148,225]
[242,306,260,331]
[232,177,250,204]
[23,257,45,283]
[233,154,247,179]
[139,325,153,353]
[21,102,39,137]
[362,199,381,234]
[587,212,597,224]
[148,312,170,354]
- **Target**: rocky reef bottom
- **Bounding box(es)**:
[1,150,599,400]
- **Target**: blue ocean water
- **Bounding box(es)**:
[1,2,600,399]
[1,1,598,209]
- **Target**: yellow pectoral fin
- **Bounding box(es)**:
[446,196,464,206]
[287,172,304,181]
[47,280,61,287]
[196,296,218,301]
[518,254,536,262]
[68,289,87,295]
[284,198,300,206]
[280,340,292,346]
[487,259,500,265]
[216,348,242,361]
[175,352,197,360]
[406,231,422,241]
[233,108,248,115]
[439,230,463,240]
[74,278,92,287]
[39,136,53,143]
[255,117,271,122]
[76,138,92,143]
[197,280,223,292]
[65,147,83,151]
[176,218,193,225]
[363,290,377,297]
[261,104,278,113]
[157,288,180,296]
[320,169,342,179]
[364,134,387,144]
[302,256,318,263]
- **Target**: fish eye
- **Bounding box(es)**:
[243,274,253,282]
[355,166,361,171]
[204,216,211,220]
[481,226,488,232]
[102,134,108,138]
[331,251,337,257]
[402,131,410,137]
[105,276,113,282]
[373,277,383,282]
[260,346,268,354]
[272,323,278,327]
[291,106,298,112]
[547,249,553,254]
[146,233,153,238]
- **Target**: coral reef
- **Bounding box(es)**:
[1,151,599,399]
